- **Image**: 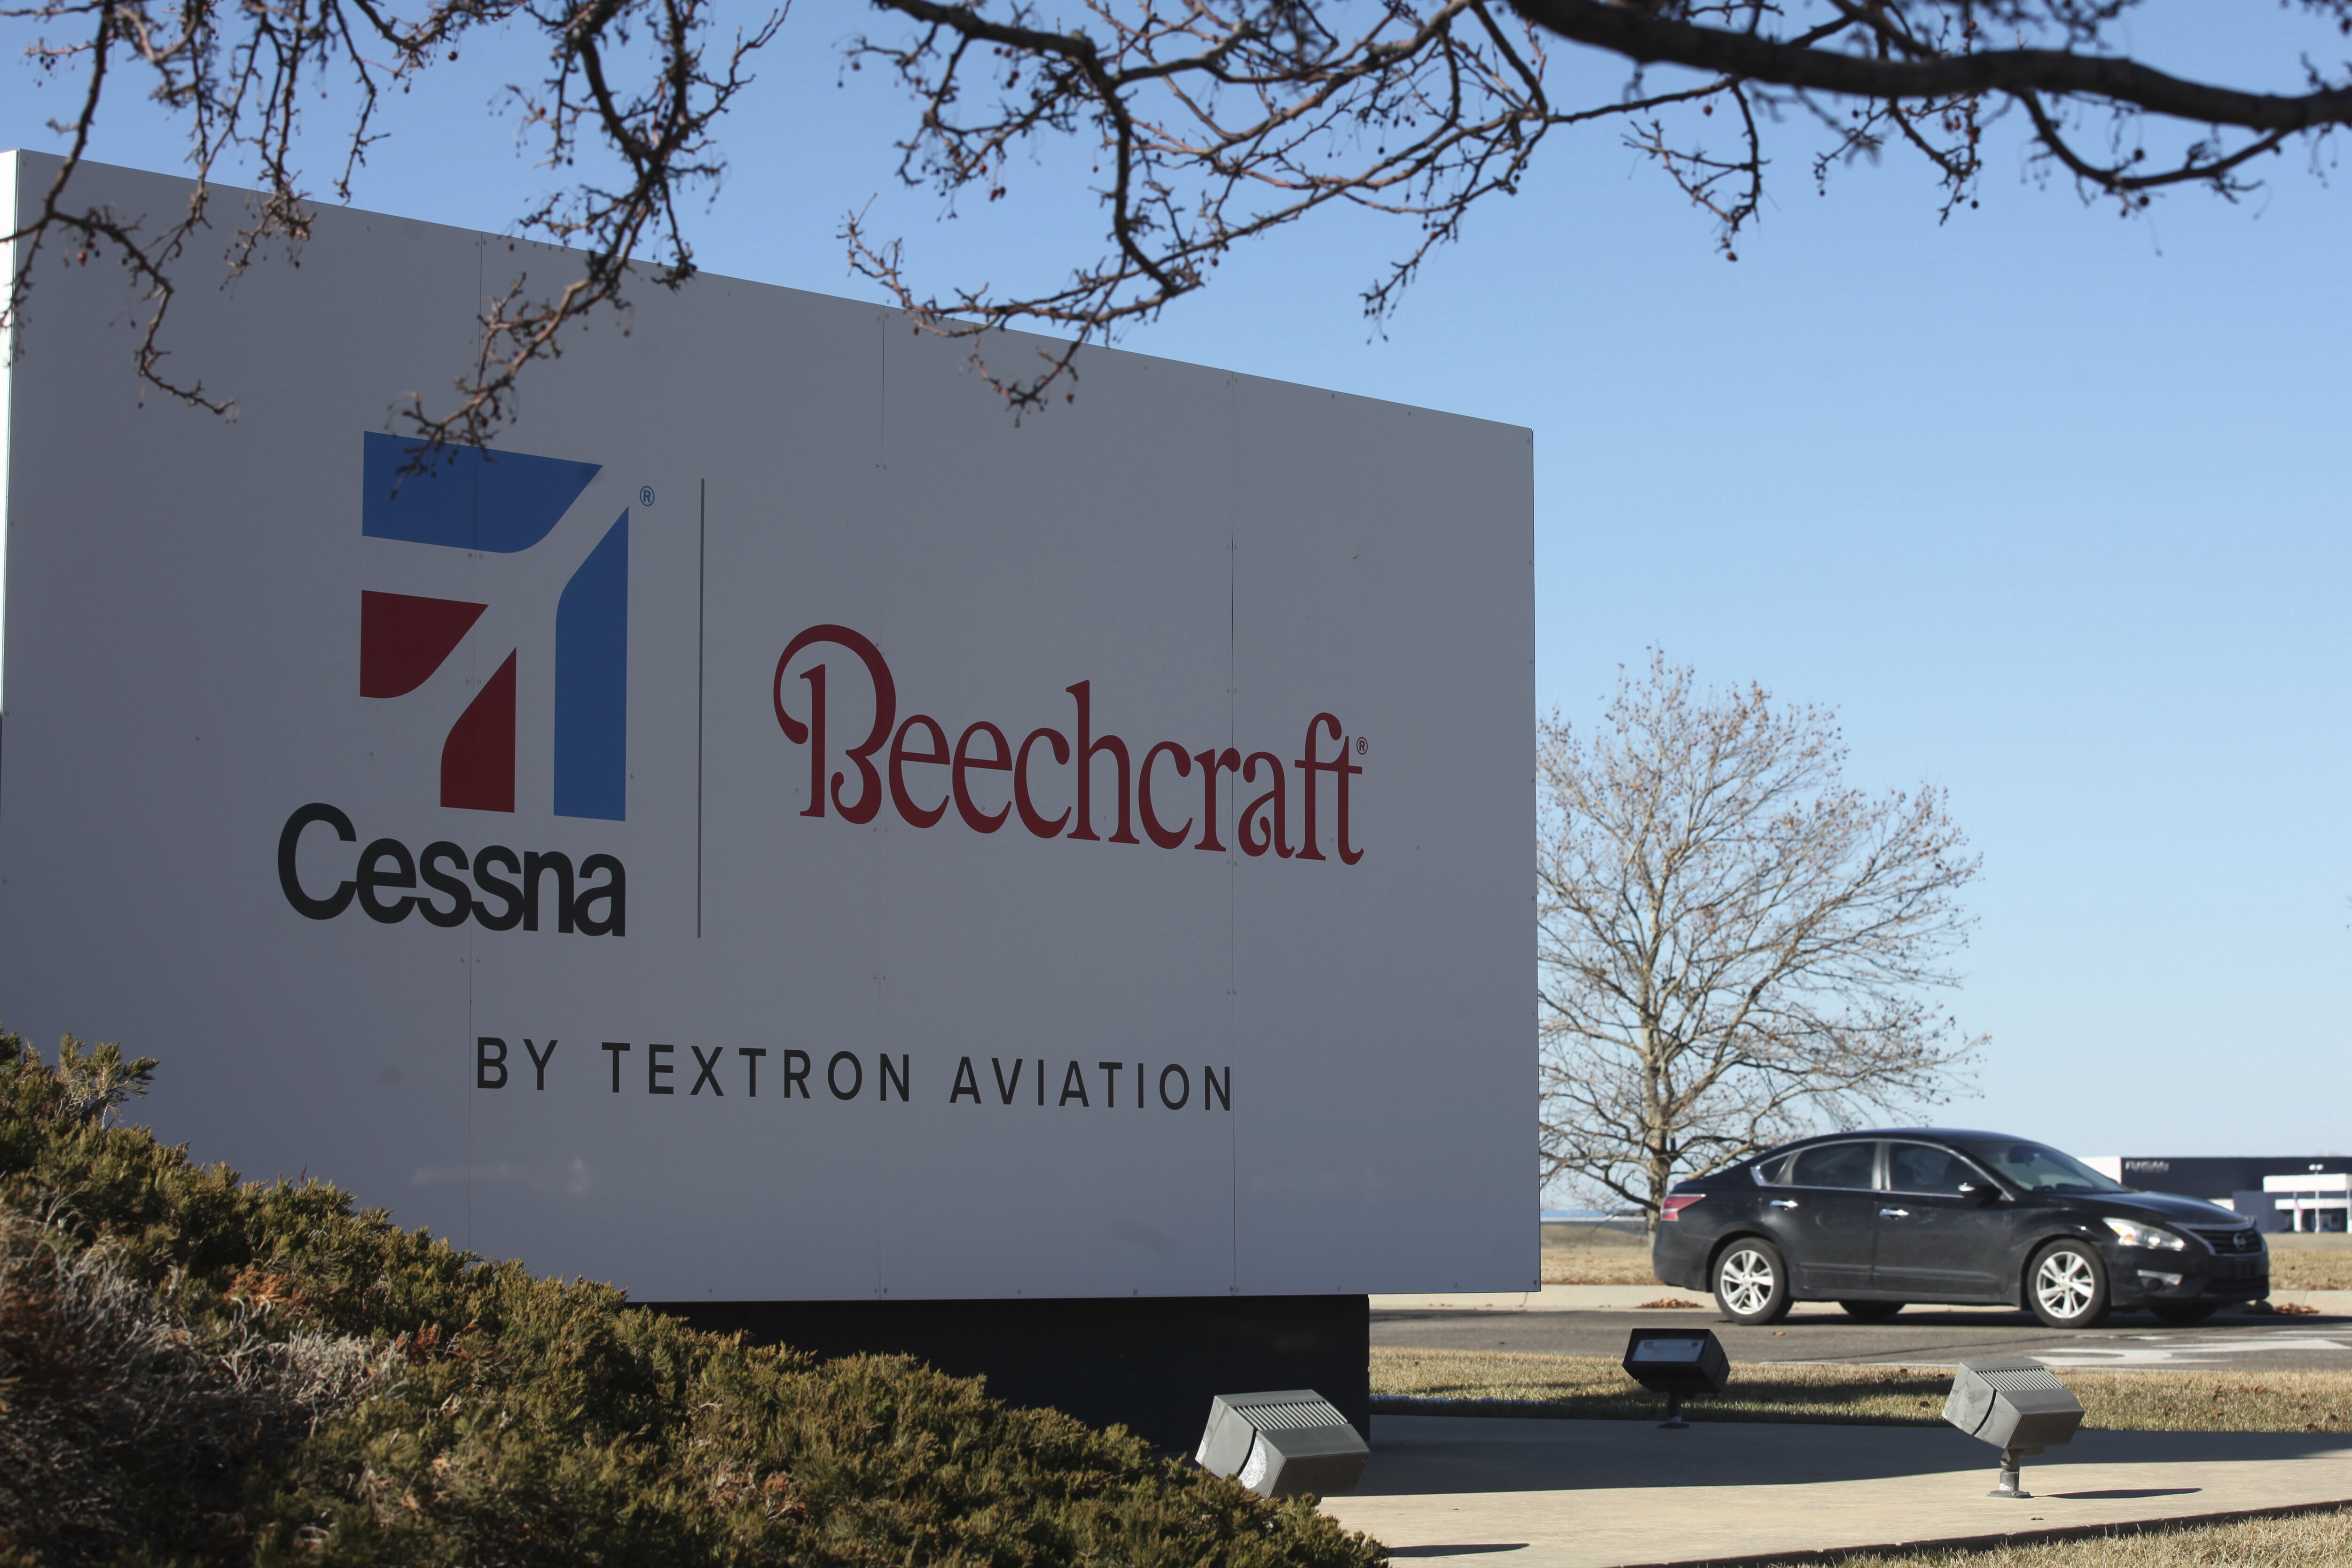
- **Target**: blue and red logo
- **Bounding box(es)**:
[274,436,631,933]
[357,432,627,820]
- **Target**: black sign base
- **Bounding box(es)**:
[643,1293,1371,1456]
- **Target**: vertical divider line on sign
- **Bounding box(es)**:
[1227,378,1241,1295]
[697,479,706,939]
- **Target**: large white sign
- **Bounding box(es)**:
[0,152,1534,1300]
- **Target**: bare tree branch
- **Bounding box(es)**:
[1510,0,2352,131]
[5,0,2349,430]
[846,0,2352,407]
[2,0,780,462]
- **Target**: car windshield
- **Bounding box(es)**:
[1961,1139,2126,1195]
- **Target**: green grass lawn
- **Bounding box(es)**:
[1371,1349,2352,1433]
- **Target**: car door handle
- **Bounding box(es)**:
[1768,1199,1800,1209]
[1880,1207,1911,1217]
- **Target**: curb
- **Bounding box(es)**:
[1373,1285,2352,1318]
[1368,1397,1944,1428]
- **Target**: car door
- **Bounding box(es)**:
[1757,1140,1882,1295]
[1872,1141,2005,1300]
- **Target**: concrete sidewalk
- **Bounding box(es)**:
[1319,1415,2352,1567]
[1372,1285,2352,1316]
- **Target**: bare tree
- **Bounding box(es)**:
[5,0,2352,431]
[1537,652,1983,1228]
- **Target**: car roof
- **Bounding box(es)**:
[1756,1128,2036,1155]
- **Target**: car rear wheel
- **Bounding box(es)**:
[2027,1240,2111,1329]
[1838,1300,1904,1322]
[2150,1302,2219,1325]
[1713,1239,1792,1325]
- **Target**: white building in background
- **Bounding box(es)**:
[2079,1156,2352,1232]
[2259,1173,2352,1233]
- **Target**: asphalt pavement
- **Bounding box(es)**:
[1372,1303,2352,1371]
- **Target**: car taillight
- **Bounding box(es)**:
[1661,1195,1705,1223]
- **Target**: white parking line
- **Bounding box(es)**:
[2031,1334,2352,1367]
[1771,1329,2352,1370]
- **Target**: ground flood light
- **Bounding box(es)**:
[1941,1357,2084,1498]
[1620,1328,1730,1428]
[1195,1389,1370,1498]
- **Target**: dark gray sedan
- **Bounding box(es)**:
[1650,1129,2269,1328]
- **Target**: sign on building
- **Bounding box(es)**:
[0,151,1534,1301]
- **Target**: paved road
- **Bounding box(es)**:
[1372,1305,2352,1372]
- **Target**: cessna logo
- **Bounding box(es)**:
[355,433,627,819]
[277,803,624,935]
[274,436,630,935]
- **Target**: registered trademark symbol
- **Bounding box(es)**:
[640,485,656,507]
[1356,736,1368,756]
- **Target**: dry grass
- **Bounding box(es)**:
[1537,1248,1662,1285]
[1752,1506,2352,1566]
[2268,1251,2352,1291]
[1537,1221,1648,1247]
[1370,1349,2352,1433]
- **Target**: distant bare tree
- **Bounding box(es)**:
[1537,653,1983,1227]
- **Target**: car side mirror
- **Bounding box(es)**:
[1958,1181,2000,1205]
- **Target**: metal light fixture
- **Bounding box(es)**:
[1941,1357,2084,1498]
[1620,1328,1730,1428]
[1195,1389,1370,1498]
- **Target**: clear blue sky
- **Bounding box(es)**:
[5,3,2345,1165]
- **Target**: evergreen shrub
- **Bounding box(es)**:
[0,1035,1386,1568]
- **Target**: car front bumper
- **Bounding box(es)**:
[2108,1249,2268,1307]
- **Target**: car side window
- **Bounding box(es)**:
[1787,1141,1878,1191]
[1887,1142,1981,1195]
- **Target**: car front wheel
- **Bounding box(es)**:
[2027,1240,2111,1329]
[1714,1239,1792,1325]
